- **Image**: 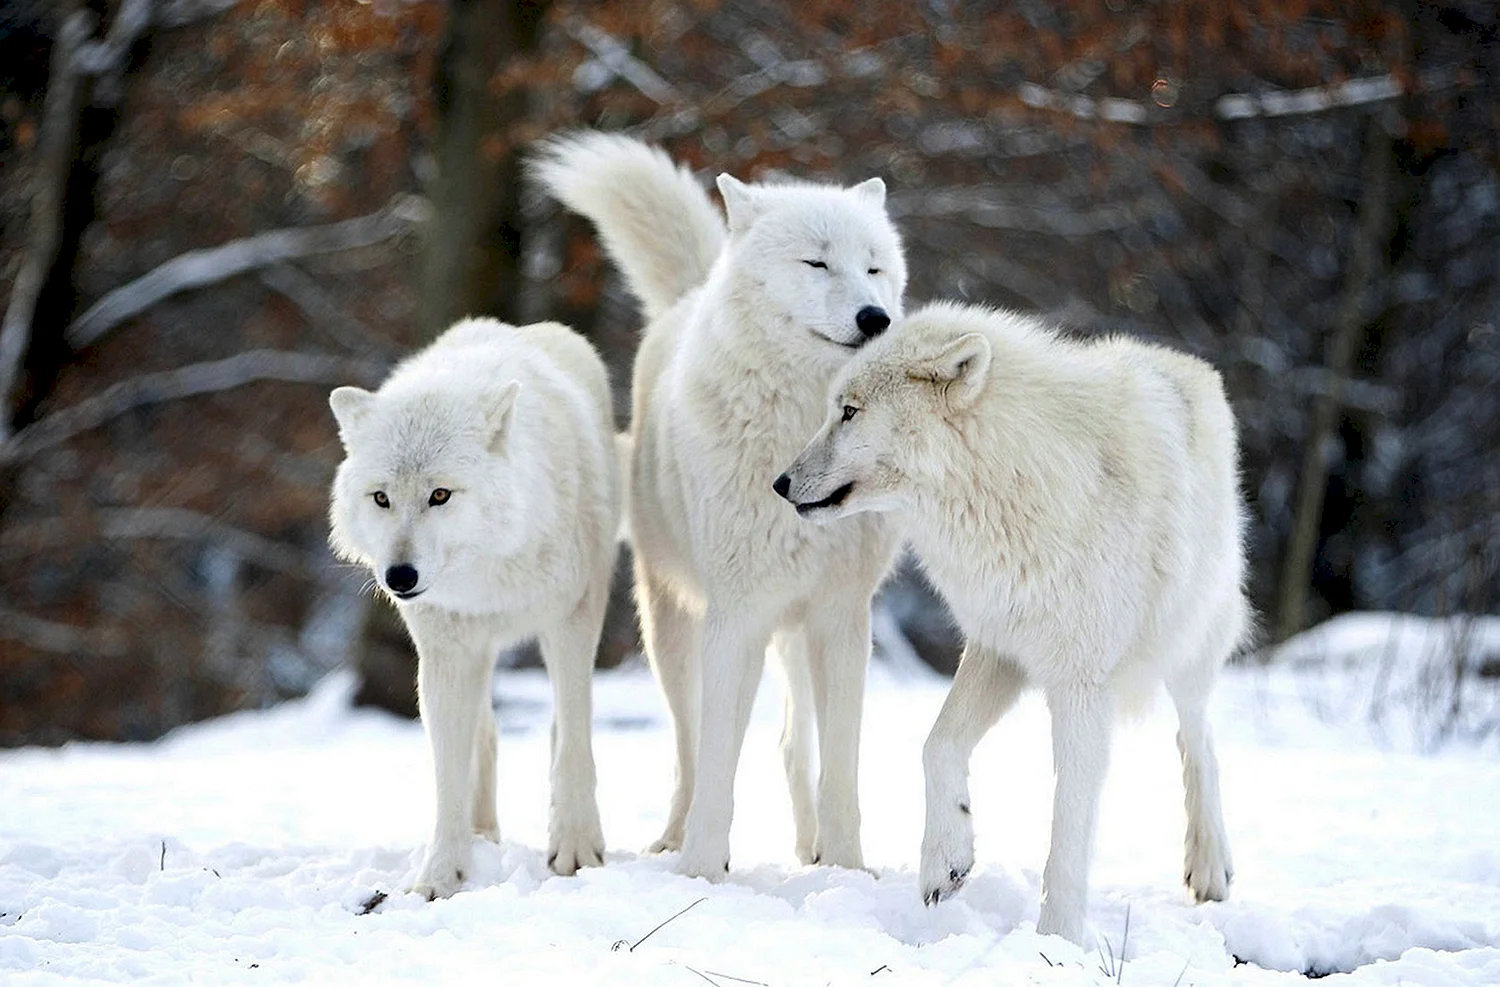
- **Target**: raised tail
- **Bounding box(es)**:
[531,132,725,321]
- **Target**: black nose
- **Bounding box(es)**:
[385,564,419,594]
[772,474,792,499]
[855,306,890,338]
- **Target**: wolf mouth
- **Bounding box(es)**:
[796,481,854,515]
[391,588,426,601]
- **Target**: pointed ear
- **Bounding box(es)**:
[923,332,991,410]
[328,387,375,447]
[850,177,886,207]
[484,380,522,453]
[717,174,763,235]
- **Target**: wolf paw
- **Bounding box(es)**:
[810,835,864,871]
[1036,903,1088,946]
[676,838,731,881]
[408,847,468,901]
[548,814,605,877]
[1185,826,1233,903]
[919,806,975,905]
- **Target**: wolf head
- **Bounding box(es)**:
[715,173,907,350]
[774,305,993,522]
[327,379,531,612]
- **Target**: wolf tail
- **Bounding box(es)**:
[531,132,725,321]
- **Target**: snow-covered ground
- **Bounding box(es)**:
[3,613,1500,986]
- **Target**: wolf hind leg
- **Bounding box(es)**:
[772,627,817,865]
[637,568,702,854]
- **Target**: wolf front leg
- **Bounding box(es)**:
[920,645,1028,904]
[405,610,495,900]
[677,605,773,879]
[802,600,874,870]
[537,585,608,876]
[1037,684,1114,945]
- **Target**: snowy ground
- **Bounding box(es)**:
[3,614,1500,986]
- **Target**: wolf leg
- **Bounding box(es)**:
[472,703,499,841]
[802,599,874,870]
[1036,684,1113,945]
[406,612,492,900]
[1167,630,1234,903]
[677,605,772,878]
[920,645,1027,904]
[538,582,609,876]
[636,568,702,853]
[772,627,817,865]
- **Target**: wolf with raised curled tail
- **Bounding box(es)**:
[534,133,907,878]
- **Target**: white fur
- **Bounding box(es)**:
[328,317,620,898]
[780,302,1248,944]
[536,132,908,877]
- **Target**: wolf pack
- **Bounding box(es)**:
[326,131,1249,946]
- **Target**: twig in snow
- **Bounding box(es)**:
[1170,958,1191,987]
[703,971,766,986]
[1096,902,1132,983]
[1039,953,1056,967]
[356,890,388,915]
[684,968,719,987]
[611,896,707,952]
[66,195,427,351]
[159,841,166,871]
[871,964,892,975]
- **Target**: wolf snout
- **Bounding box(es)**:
[772,473,792,500]
[855,306,890,339]
[385,564,420,596]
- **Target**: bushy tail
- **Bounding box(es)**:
[531,132,725,321]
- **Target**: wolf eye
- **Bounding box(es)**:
[429,488,451,506]
[373,491,390,508]
[868,268,882,275]
[802,260,828,270]
[840,405,859,423]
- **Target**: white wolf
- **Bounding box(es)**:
[777,302,1247,944]
[328,317,619,899]
[534,133,907,877]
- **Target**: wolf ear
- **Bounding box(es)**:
[850,177,886,207]
[328,387,375,448]
[484,380,522,453]
[717,174,764,236]
[923,332,991,410]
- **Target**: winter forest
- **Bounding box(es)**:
[2,1,1499,985]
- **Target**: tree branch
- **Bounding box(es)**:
[0,349,388,466]
[0,606,127,657]
[66,194,428,351]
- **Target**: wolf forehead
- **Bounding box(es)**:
[343,400,494,477]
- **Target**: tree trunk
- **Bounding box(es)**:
[1274,122,1393,644]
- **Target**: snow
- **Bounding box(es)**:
[4,612,1500,986]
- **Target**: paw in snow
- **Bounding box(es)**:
[810,834,864,871]
[408,846,469,900]
[920,802,975,905]
[1184,824,1233,903]
[645,824,683,855]
[1036,904,1088,947]
[676,837,731,881]
[548,809,605,876]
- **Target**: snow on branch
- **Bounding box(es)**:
[1216,74,1403,121]
[0,349,388,466]
[66,195,428,351]
[565,19,679,104]
[1017,82,1149,125]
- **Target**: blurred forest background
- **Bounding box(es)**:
[1,0,1497,744]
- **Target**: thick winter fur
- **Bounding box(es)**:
[779,302,1247,944]
[328,317,619,899]
[535,132,907,877]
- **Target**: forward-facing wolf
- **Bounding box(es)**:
[534,133,907,877]
[777,302,1246,944]
[328,317,619,899]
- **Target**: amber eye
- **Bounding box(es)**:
[373,491,390,508]
[429,488,451,506]
[840,405,859,423]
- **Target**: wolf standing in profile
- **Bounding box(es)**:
[328,317,619,899]
[778,302,1247,944]
[534,133,907,878]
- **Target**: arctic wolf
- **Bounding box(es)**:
[778,302,1247,944]
[534,132,906,877]
[328,317,619,899]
